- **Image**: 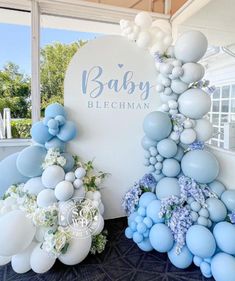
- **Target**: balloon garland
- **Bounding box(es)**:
[0,103,108,274]
[122,12,235,281]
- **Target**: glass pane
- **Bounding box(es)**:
[231,114,235,122]
[212,126,219,137]
[231,100,235,113]
[222,85,230,98]
[212,101,220,112]
[211,140,218,146]
[219,141,224,148]
[221,114,229,125]
[213,87,220,99]
[231,85,235,98]
[221,100,229,112]
[212,114,219,125]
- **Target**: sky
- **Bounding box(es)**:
[0,23,99,75]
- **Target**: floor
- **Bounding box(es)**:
[0,217,215,281]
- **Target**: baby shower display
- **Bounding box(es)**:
[0,103,107,274]
[122,12,235,281]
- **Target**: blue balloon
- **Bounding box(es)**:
[141,136,157,150]
[181,150,219,183]
[31,121,52,144]
[133,232,143,243]
[45,103,66,118]
[193,256,203,267]
[0,153,29,196]
[137,222,147,234]
[211,253,235,281]
[16,146,47,177]
[137,238,153,252]
[156,177,180,199]
[139,192,156,208]
[146,200,164,223]
[157,138,177,158]
[55,115,66,126]
[200,261,212,278]
[143,111,172,141]
[186,225,216,258]
[168,244,193,269]
[143,217,153,228]
[221,190,235,212]
[174,146,184,161]
[213,222,235,255]
[57,121,77,142]
[47,119,59,129]
[125,227,133,239]
[209,180,226,198]
[45,137,66,152]
[162,158,181,177]
[149,223,174,253]
[61,152,75,172]
[206,198,227,222]
[152,172,164,182]
[137,206,146,217]
[128,211,138,225]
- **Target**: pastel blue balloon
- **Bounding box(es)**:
[16,146,47,177]
[128,211,138,225]
[45,103,66,118]
[211,253,235,281]
[31,121,52,144]
[209,180,226,198]
[152,172,164,182]
[130,221,137,231]
[206,198,227,222]
[47,119,59,129]
[139,192,156,208]
[174,30,208,63]
[186,225,216,258]
[168,244,193,269]
[157,138,177,158]
[181,150,219,183]
[45,137,66,152]
[135,215,143,224]
[125,227,133,239]
[160,92,178,103]
[143,111,172,141]
[143,217,153,228]
[48,127,59,136]
[137,222,147,234]
[156,177,180,199]
[171,79,188,94]
[193,256,203,267]
[149,223,174,253]
[146,200,164,224]
[213,222,235,255]
[181,63,205,84]
[200,261,212,278]
[0,153,29,196]
[137,238,153,252]
[174,146,184,161]
[57,121,77,142]
[221,190,235,212]
[138,206,146,217]
[162,158,181,177]
[55,115,66,126]
[133,232,143,243]
[61,152,75,172]
[141,136,157,150]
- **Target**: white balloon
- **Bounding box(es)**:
[93,191,101,201]
[160,92,178,102]
[194,118,213,141]
[136,31,152,48]
[0,210,36,256]
[180,129,197,144]
[161,104,169,112]
[135,12,152,29]
[0,255,11,266]
[59,231,91,265]
[73,186,86,200]
[37,189,57,207]
[99,202,105,215]
[183,119,193,129]
[91,214,104,236]
[42,165,65,189]
[152,19,172,35]
[55,181,74,201]
[75,167,86,179]
[73,178,83,189]
[163,35,173,46]
[58,200,75,227]
[181,63,205,84]
[24,177,45,195]
[30,243,56,273]
[171,79,188,94]
[150,42,166,55]
[11,241,37,274]
[168,100,178,109]
[4,197,16,207]
[65,172,76,182]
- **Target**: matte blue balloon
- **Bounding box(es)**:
[31,121,52,144]
[130,221,137,232]
[143,217,153,228]
[48,127,59,136]
[206,198,227,222]
[135,215,143,224]
[146,200,164,224]
[128,212,138,226]
[157,139,177,158]
[137,238,153,252]
[156,177,180,199]
[211,253,235,281]
[45,103,66,118]
[0,153,29,197]
[61,152,75,173]
[133,232,143,243]
[16,146,47,177]
[143,111,172,141]
[45,137,66,152]
[162,158,181,177]
[125,227,133,239]
[152,173,164,182]
[160,92,178,103]
[171,79,188,94]
[213,222,235,255]
[181,150,219,183]
[47,119,59,129]
[200,261,212,278]
[139,192,156,208]
[57,121,77,142]
[221,190,235,212]
[186,225,216,258]
[55,115,66,126]
[137,222,147,234]
[209,180,226,198]
[149,223,174,253]
[141,136,157,150]
[193,256,203,267]
[181,62,205,84]
[137,206,146,217]
[174,146,184,161]
[168,244,193,269]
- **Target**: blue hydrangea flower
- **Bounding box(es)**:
[139,174,157,192]
[188,141,205,151]
[229,212,235,224]
[122,183,142,215]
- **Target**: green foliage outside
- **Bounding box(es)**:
[11,119,32,139]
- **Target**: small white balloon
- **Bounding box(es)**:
[150,42,166,56]
[183,119,193,129]
[73,178,83,189]
[180,129,197,144]
[86,191,94,200]
[168,100,178,109]
[134,12,152,29]
[37,189,57,207]
[65,172,76,182]
[55,181,74,201]
[170,132,180,141]
[171,79,188,94]
[73,186,86,200]
[136,31,152,48]
[24,177,45,195]
[42,165,65,189]
[181,63,205,84]
[163,35,173,46]
[194,118,213,141]
[75,167,86,179]
[0,255,11,266]
[161,104,170,112]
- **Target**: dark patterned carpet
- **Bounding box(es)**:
[0,217,215,281]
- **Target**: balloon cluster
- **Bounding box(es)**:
[0,103,107,274]
[122,14,235,281]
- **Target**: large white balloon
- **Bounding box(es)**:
[11,241,37,274]
[90,214,104,236]
[59,230,91,265]
[41,165,65,189]
[135,12,152,29]
[136,31,152,49]
[0,255,11,266]
[0,210,36,256]
[24,177,45,195]
[180,63,205,84]
[30,243,56,273]
[194,119,213,141]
